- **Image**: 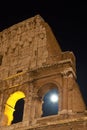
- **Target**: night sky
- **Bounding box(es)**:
[0,0,87,116]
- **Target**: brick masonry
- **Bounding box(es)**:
[0,15,87,130]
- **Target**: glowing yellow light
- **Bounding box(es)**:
[4,91,25,126]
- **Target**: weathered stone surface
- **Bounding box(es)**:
[0,15,61,78]
[0,15,86,130]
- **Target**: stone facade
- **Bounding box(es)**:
[0,15,87,130]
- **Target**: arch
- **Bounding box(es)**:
[4,91,25,126]
[35,82,59,118]
[37,82,59,98]
[11,98,24,124]
[42,88,59,117]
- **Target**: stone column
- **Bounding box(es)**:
[22,98,30,126]
[68,73,74,114]
[0,94,4,126]
[58,89,63,113]
[0,80,4,118]
[34,96,43,118]
[30,95,36,124]
[23,83,33,126]
[62,72,68,114]
[0,94,2,117]
[30,92,43,119]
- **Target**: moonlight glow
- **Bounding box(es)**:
[50,94,58,103]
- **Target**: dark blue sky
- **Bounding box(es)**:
[42,89,58,117]
[0,1,87,105]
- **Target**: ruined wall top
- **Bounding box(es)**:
[0,15,75,80]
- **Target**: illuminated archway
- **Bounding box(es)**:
[4,91,25,126]
[11,98,24,124]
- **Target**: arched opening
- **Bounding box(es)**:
[37,83,59,117]
[11,98,24,124]
[42,88,58,117]
[4,91,25,126]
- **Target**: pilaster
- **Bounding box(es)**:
[23,83,33,126]
[62,73,68,114]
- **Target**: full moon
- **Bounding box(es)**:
[50,94,58,103]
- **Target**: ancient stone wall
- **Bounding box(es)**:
[0,15,61,80]
[1,116,87,130]
[0,15,86,130]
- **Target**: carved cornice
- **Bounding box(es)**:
[0,57,76,92]
[60,68,76,78]
[29,58,76,78]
